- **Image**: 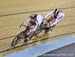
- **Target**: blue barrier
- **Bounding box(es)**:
[5,36,75,57]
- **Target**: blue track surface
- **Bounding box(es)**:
[5,36,75,57]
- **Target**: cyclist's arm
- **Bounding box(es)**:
[44,11,53,19]
[20,17,30,27]
[50,14,64,26]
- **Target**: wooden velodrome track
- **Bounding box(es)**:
[0,0,75,57]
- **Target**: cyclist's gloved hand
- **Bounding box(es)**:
[20,24,23,28]
[50,24,56,28]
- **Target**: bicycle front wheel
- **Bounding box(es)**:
[11,36,21,47]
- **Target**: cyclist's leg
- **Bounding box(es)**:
[44,19,52,33]
[27,21,43,39]
[23,22,33,41]
[24,18,44,42]
[24,22,38,42]
[44,24,56,33]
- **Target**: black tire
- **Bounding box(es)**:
[11,31,25,46]
[11,36,21,47]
